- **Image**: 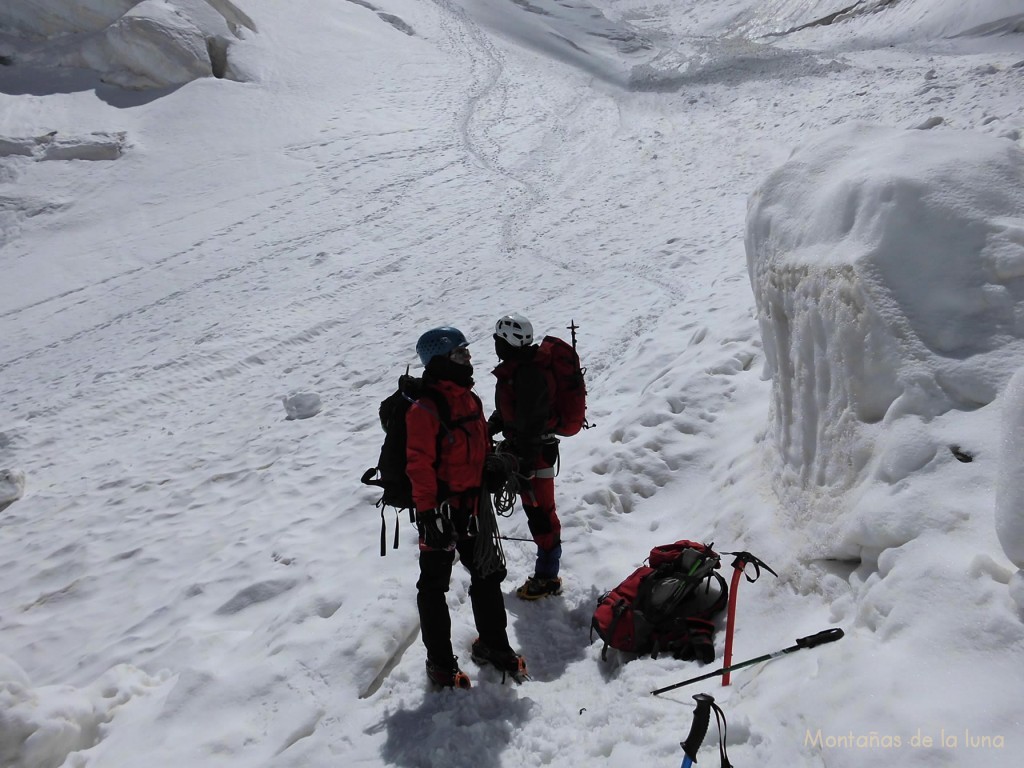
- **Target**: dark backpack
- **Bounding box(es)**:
[591,540,728,662]
[361,373,450,554]
[538,335,589,437]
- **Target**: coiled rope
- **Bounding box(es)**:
[473,487,507,578]
[489,449,538,515]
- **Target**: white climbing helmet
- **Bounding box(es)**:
[494,313,534,347]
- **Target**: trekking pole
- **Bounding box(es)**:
[565,319,594,430]
[679,693,733,768]
[651,628,844,696]
[680,693,713,768]
[720,552,777,686]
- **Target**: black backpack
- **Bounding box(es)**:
[362,372,485,555]
[361,373,449,554]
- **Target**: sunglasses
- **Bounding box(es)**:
[449,346,471,363]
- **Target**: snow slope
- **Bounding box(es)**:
[2,1,1023,766]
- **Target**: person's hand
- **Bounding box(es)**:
[484,454,507,492]
[417,508,455,550]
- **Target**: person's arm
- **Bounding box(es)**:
[406,399,440,511]
[487,409,503,438]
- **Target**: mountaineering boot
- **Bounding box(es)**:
[516,575,563,600]
[425,656,471,689]
[471,638,530,683]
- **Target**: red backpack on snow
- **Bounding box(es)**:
[591,540,728,662]
[538,334,589,437]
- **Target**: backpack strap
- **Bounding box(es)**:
[405,386,450,430]
[702,570,730,617]
[412,387,451,505]
[600,598,629,661]
[590,594,627,661]
[411,387,482,446]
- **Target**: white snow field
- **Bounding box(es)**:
[2,1,1024,766]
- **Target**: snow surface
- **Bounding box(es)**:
[2,0,1024,766]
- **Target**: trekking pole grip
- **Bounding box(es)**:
[796,628,844,649]
[681,694,714,763]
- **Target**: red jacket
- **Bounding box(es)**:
[405,378,488,511]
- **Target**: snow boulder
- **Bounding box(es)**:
[0,468,25,513]
[997,368,1024,606]
[5,0,257,90]
[746,123,1024,550]
[0,660,166,768]
[0,0,137,39]
[282,391,322,421]
[0,131,128,162]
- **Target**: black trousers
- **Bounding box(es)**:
[417,533,510,664]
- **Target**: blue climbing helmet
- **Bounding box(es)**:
[416,326,469,366]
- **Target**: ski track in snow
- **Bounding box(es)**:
[2,0,1024,766]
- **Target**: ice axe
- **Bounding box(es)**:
[720,551,778,686]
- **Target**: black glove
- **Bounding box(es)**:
[487,411,504,439]
[483,454,508,492]
[417,508,455,551]
[672,621,716,663]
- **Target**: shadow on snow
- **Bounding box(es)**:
[378,688,533,768]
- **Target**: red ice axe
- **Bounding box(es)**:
[720,551,777,686]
